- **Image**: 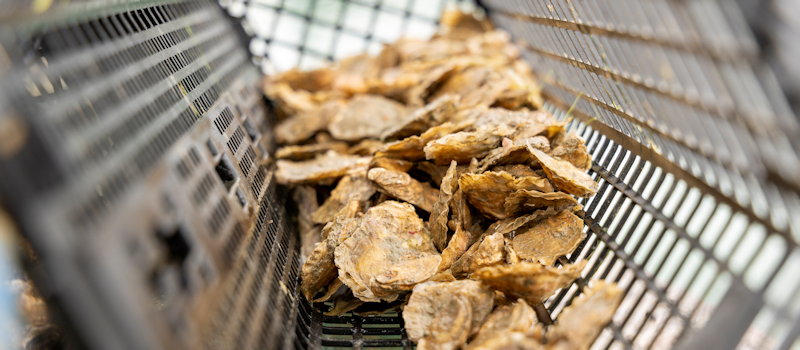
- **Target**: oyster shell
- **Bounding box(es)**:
[377,121,469,161]
[466,300,540,350]
[369,157,414,173]
[328,95,408,141]
[381,94,457,141]
[368,167,439,212]
[274,100,345,144]
[431,161,459,250]
[276,151,371,185]
[403,280,494,350]
[452,231,506,279]
[511,210,586,266]
[491,164,539,178]
[275,141,349,160]
[474,261,586,304]
[460,171,553,219]
[529,147,598,198]
[503,189,579,217]
[475,136,550,173]
[300,200,363,302]
[311,175,375,224]
[334,201,441,302]
[549,133,592,171]
[423,125,509,165]
[548,281,623,350]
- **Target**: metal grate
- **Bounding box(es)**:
[477,2,800,348]
[215,108,236,134]
[225,0,800,349]
[2,0,799,349]
[0,0,291,349]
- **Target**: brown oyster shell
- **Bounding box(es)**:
[511,210,586,266]
[334,201,441,302]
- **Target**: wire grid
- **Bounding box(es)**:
[538,104,791,350]
[309,307,413,349]
[476,1,800,349]
[482,0,800,245]
[221,0,478,73]
[225,1,800,349]
[205,181,305,350]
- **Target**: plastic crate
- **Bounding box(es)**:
[1,0,799,349]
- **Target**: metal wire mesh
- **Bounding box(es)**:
[479,1,800,349]
[238,0,800,349]
[2,0,800,349]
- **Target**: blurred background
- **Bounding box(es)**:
[226,0,478,72]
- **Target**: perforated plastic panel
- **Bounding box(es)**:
[0,1,296,349]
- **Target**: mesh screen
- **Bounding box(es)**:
[226,0,800,349]
[481,1,800,349]
[0,0,295,349]
[2,0,800,349]
[482,0,800,242]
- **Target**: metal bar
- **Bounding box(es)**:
[584,214,689,323]
[777,313,800,350]
[676,279,763,350]
[482,5,755,63]
[526,44,755,145]
[612,166,656,256]
[746,237,790,295]
[534,301,554,326]
[583,144,619,221]
[360,328,403,336]
[396,311,414,350]
[595,164,725,277]
[544,90,795,247]
[352,314,363,350]
[642,189,693,280]
[321,327,354,336]
[399,0,417,35]
[323,316,403,324]
[675,230,732,318]
[294,0,320,66]
[549,139,652,312]
[320,339,406,347]
[598,204,638,279]
[247,1,414,50]
[250,0,441,23]
[308,305,324,350]
[618,232,671,338]
[597,155,644,274]
[568,149,731,341]
[541,72,735,176]
[361,0,381,53]
[553,140,670,315]
[592,153,629,225]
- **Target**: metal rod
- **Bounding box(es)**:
[534,301,554,326]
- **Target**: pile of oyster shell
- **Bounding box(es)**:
[265,11,621,350]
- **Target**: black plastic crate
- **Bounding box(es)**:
[1,0,800,349]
